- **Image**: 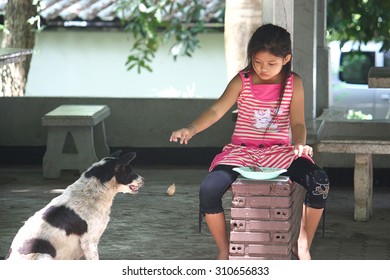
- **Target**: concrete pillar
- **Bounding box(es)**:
[354,153,373,221]
[293,0,317,120]
[262,0,294,34]
[316,0,331,116]
[262,0,329,120]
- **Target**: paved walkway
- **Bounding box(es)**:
[0,165,389,260]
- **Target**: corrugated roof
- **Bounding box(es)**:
[0,0,224,28]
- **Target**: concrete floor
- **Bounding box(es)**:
[0,165,389,260]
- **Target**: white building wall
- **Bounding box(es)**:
[26,30,227,99]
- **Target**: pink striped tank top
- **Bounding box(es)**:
[209,70,310,171]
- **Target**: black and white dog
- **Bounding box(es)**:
[5,151,144,260]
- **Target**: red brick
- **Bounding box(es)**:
[231,177,292,196]
[271,208,292,220]
[229,243,292,256]
[230,231,271,243]
[246,195,293,208]
[230,207,271,219]
[230,231,292,243]
[228,178,306,260]
[229,255,292,260]
[231,219,292,232]
[248,244,290,255]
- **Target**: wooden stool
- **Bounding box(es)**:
[229,176,305,260]
[42,105,110,178]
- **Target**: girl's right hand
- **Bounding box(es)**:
[169,126,197,145]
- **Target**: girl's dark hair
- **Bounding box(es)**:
[243,23,292,127]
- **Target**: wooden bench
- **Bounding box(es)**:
[317,139,390,221]
[42,105,110,178]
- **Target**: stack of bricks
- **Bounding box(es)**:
[229,176,306,260]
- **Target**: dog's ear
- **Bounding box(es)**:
[118,152,136,165]
[110,150,122,158]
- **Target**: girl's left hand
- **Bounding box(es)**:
[294,144,313,157]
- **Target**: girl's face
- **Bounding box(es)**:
[252,51,291,83]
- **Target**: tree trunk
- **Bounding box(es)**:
[224,0,262,81]
[1,0,37,96]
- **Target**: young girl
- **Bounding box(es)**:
[169,24,330,260]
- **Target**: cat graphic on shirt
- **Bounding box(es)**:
[252,107,285,132]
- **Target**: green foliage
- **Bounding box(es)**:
[327,0,390,51]
[116,0,222,73]
[1,0,42,34]
[339,51,373,84]
[347,109,372,120]
[28,0,44,31]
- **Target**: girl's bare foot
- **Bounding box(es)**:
[217,251,229,260]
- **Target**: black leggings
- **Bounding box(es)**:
[199,157,330,217]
